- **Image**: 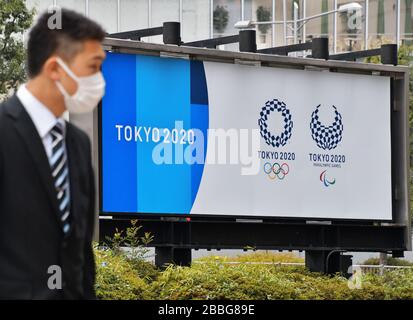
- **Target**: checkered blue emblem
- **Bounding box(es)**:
[258,99,293,148]
[310,105,343,150]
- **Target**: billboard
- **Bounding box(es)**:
[101,51,392,220]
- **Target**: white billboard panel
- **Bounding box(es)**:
[190,62,392,220]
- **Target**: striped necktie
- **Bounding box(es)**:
[50,122,71,234]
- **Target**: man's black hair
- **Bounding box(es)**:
[27,8,106,78]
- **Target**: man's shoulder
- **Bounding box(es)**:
[0,100,6,121]
[0,95,21,125]
[66,121,91,149]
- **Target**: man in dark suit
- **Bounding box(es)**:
[0,9,106,299]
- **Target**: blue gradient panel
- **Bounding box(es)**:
[190,61,209,205]
[102,52,137,212]
[190,104,208,204]
[136,55,191,213]
[101,53,209,214]
[190,60,209,105]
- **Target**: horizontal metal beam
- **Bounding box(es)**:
[258,42,312,55]
[330,48,381,61]
[99,218,408,252]
[108,26,164,41]
[102,38,409,74]
[184,35,240,49]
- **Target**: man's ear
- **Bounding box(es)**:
[43,56,61,81]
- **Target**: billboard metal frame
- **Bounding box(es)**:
[94,37,411,272]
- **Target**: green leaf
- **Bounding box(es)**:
[0,0,34,97]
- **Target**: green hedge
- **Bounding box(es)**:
[148,262,392,300]
[94,247,413,300]
[95,247,154,300]
[363,257,413,267]
[196,252,304,264]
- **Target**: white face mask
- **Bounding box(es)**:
[55,57,105,114]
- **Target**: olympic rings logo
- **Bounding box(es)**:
[263,162,290,180]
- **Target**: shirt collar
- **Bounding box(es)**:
[16,84,66,139]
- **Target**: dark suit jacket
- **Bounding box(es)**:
[0,95,96,300]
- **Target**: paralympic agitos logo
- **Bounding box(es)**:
[310,105,343,150]
[320,170,336,187]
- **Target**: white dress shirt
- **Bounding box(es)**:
[16,84,67,162]
[16,84,71,227]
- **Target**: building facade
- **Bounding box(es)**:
[26,0,413,53]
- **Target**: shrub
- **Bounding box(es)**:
[94,245,153,300]
[195,252,304,264]
[94,223,413,300]
[95,250,413,300]
[95,220,159,299]
[148,260,412,300]
[231,252,304,263]
[362,269,413,300]
[362,257,413,267]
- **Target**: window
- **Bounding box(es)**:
[368,0,397,48]
[246,0,273,49]
[26,0,54,19]
[213,0,241,37]
[212,0,241,50]
[337,0,365,52]
[89,0,118,34]
[304,0,334,42]
[151,0,179,43]
[56,0,86,14]
[401,0,413,45]
[119,0,149,32]
[182,0,210,42]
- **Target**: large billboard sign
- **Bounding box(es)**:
[101,51,392,220]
